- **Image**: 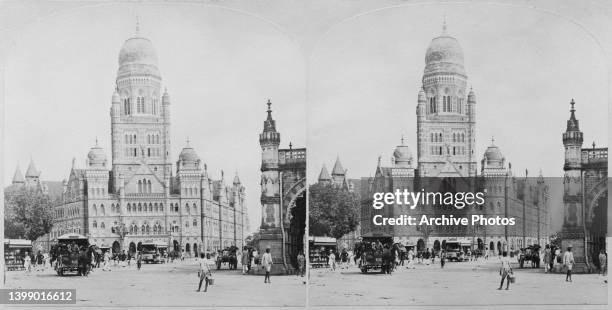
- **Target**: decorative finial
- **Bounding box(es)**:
[401,135,405,145]
[570,98,575,112]
[377,155,382,166]
[186,137,190,146]
[289,142,293,150]
[442,14,447,34]
[95,136,98,146]
[593,141,596,149]
[266,99,272,111]
[491,136,495,145]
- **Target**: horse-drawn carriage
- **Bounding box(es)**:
[50,233,94,276]
[519,245,541,268]
[216,246,238,270]
[354,233,393,274]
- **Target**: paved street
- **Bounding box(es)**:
[309,258,608,309]
[4,260,306,308]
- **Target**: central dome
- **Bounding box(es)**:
[118,36,158,67]
[424,31,466,77]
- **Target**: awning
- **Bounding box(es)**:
[57,233,88,240]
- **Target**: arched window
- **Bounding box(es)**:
[193,203,197,214]
[193,219,197,227]
[149,203,153,212]
[186,203,190,214]
[93,204,97,216]
[175,204,179,212]
[146,225,150,234]
[127,203,131,212]
[160,203,164,212]
[138,180,142,193]
[100,205,105,215]
[138,203,142,212]
[101,222,105,229]
[141,225,146,235]
[93,221,97,228]
[148,180,152,193]
[154,203,158,212]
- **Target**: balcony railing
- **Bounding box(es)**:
[581,148,607,164]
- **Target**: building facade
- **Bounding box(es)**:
[41,27,248,256]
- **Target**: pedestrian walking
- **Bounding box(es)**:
[262,248,273,284]
[197,253,213,292]
[498,251,512,290]
[563,246,575,282]
[440,251,446,268]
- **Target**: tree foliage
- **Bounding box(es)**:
[309,183,360,239]
[4,187,54,241]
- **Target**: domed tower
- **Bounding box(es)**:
[480,138,506,176]
[393,137,414,168]
[416,20,476,177]
[110,22,172,192]
[177,141,202,199]
[85,141,110,198]
[259,100,280,228]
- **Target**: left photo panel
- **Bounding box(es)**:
[2,2,306,308]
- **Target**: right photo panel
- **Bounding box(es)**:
[307,3,608,308]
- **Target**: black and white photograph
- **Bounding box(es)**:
[307,1,609,308]
[2,1,306,308]
[1,1,611,309]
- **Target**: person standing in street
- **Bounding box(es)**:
[544,245,552,273]
[197,253,213,292]
[103,251,111,271]
[262,248,273,284]
[598,249,607,276]
[137,252,142,270]
[440,251,446,269]
[297,251,306,277]
[498,251,512,290]
[36,251,45,272]
[242,247,250,274]
[23,252,32,273]
[563,246,575,282]
[328,250,336,271]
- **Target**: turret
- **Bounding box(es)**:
[318,165,332,184]
[417,88,426,121]
[468,88,476,119]
[562,99,583,170]
[12,166,25,185]
[259,100,280,171]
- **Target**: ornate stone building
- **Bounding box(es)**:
[256,101,306,273]
[560,100,607,272]
[359,24,550,254]
[43,27,248,256]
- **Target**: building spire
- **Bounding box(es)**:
[566,98,580,131]
[135,15,140,35]
[491,136,495,145]
[442,14,447,35]
[266,99,272,119]
[401,134,405,145]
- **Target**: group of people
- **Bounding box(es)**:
[21,251,47,273]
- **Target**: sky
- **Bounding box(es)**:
[2,3,306,234]
[306,4,608,231]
